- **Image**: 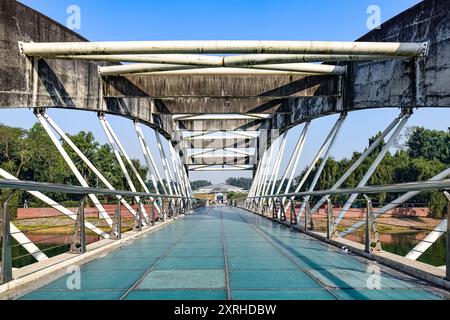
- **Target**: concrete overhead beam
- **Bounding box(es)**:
[102,74,339,99]
[182,138,257,149]
[185,156,252,165]
[176,119,269,131]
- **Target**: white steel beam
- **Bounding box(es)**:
[155,132,177,196]
[9,223,48,261]
[0,168,109,239]
[20,40,427,57]
[98,115,149,223]
[295,114,346,219]
[44,113,137,218]
[341,165,450,237]
[310,115,403,214]
[334,114,411,226]
[135,123,161,195]
[52,53,399,65]
[405,191,450,260]
[406,219,447,260]
[99,63,345,76]
[36,112,113,228]
[274,123,309,198]
[268,133,288,202]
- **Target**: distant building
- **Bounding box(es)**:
[194,183,246,203]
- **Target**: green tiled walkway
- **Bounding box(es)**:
[20,207,447,300]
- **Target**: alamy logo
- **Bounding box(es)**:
[367,5,381,30]
[366,264,381,290]
[66,265,81,290]
[66,5,81,30]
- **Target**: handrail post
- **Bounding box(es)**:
[290,200,297,225]
[80,197,86,253]
[272,198,278,219]
[446,200,450,281]
[1,192,15,284]
[364,194,371,253]
[134,200,142,231]
[326,196,331,239]
[70,196,86,254]
[304,199,311,231]
[151,199,156,225]
[110,198,121,239]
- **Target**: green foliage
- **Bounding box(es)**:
[0,122,148,214]
[225,177,252,189]
[191,180,212,190]
[226,191,248,200]
[407,127,450,164]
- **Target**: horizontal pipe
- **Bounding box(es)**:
[244,63,345,74]
[99,64,344,76]
[52,53,397,65]
[20,40,428,57]
[99,63,205,76]
[246,179,450,199]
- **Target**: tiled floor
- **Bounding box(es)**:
[20,207,448,300]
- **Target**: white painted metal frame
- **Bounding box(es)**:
[334,113,411,226]
[0,168,109,239]
[44,112,138,219]
[98,115,150,223]
[309,115,403,215]
[295,114,347,220]
[36,112,114,228]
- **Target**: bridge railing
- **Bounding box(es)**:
[235,179,450,281]
[0,179,201,285]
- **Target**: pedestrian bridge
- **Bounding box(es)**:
[17,206,447,300]
[0,0,450,300]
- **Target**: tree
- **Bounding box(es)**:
[407,127,450,164]
[191,180,212,190]
[225,177,252,189]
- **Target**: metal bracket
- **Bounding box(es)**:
[280,201,286,221]
[1,191,16,284]
[109,199,122,240]
[133,201,143,231]
[272,199,278,219]
[290,201,297,225]
[151,201,156,225]
[304,200,313,231]
[363,194,382,253]
[325,197,339,239]
[70,197,87,254]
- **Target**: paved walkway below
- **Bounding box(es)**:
[20,206,448,300]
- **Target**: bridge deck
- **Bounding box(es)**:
[20,207,446,300]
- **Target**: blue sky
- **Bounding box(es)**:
[3,0,448,184]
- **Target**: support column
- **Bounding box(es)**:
[44,112,137,219]
[334,111,411,227]
[295,113,346,219]
[310,115,403,214]
[274,123,309,202]
[98,114,150,223]
[36,111,113,228]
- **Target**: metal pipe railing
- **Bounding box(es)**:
[0,179,192,199]
[245,179,450,199]
[236,179,450,281]
[0,178,200,285]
